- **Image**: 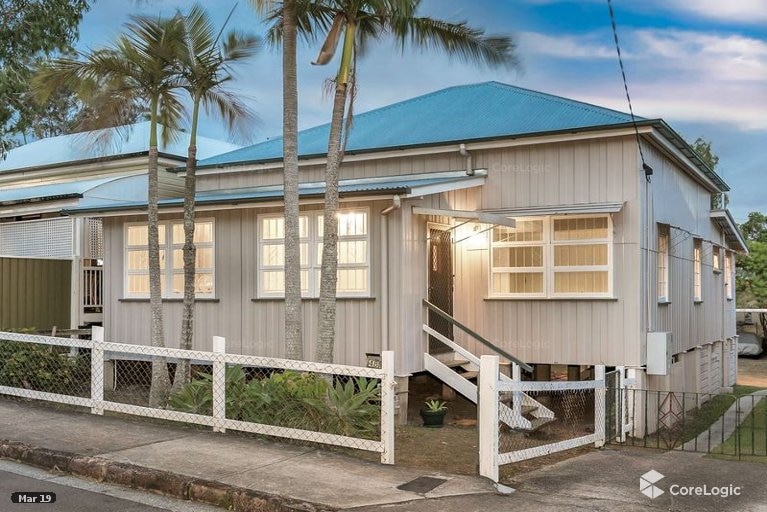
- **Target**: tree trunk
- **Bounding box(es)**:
[172,99,200,393]
[283,0,303,361]
[316,82,348,364]
[147,103,171,407]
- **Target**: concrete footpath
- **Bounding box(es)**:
[2,397,767,512]
[0,398,494,511]
[683,389,767,452]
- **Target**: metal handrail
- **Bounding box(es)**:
[422,299,533,373]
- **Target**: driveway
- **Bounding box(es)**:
[352,446,767,512]
[738,355,767,387]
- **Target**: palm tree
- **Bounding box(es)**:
[171,4,259,391]
[265,0,517,363]
[34,15,188,406]
[251,0,330,360]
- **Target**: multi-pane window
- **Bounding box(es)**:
[490,215,611,298]
[693,239,702,302]
[491,219,545,296]
[125,220,215,298]
[712,246,721,273]
[657,225,670,302]
[257,209,370,298]
[725,251,733,300]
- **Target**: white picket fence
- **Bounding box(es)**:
[0,328,396,464]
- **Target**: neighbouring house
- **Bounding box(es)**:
[0,122,237,330]
[65,82,747,425]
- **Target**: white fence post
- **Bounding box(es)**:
[594,364,605,448]
[479,355,500,483]
[616,365,626,442]
[380,351,395,465]
[512,362,521,420]
[212,336,226,433]
[90,326,104,415]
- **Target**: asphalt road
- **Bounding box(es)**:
[0,462,223,512]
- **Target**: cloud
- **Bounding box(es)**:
[632,29,767,83]
[658,0,767,24]
[517,31,619,59]
[510,27,767,131]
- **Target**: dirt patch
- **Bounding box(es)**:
[738,355,767,387]
[391,373,593,481]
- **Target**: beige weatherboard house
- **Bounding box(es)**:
[0,122,237,331]
[66,82,747,422]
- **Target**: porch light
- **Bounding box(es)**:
[462,223,489,251]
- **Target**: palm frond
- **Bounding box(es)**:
[388,15,518,69]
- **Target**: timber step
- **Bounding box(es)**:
[459,371,479,380]
[444,359,470,368]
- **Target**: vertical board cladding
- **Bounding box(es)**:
[104,202,386,368]
[643,140,734,356]
[440,137,644,368]
[0,257,71,330]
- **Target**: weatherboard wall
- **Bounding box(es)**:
[426,137,643,368]
[640,140,737,357]
[103,202,387,366]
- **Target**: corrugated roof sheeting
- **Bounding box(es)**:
[64,172,482,214]
[198,81,640,166]
[0,122,240,174]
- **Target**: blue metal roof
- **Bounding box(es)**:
[65,172,482,214]
[0,177,118,205]
[199,81,640,167]
[0,122,240,174]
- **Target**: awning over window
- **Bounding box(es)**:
[412,207,516,228]
[483,201,625,217]
[65,170,486,215]
[711,209,748,254]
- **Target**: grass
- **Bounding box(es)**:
[630,385,764,450]
[710,397,767,463]
[679,385,763,443]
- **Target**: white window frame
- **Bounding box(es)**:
[257,208,371,299]
[725,250,733,300]
[489,216,547,298]
[693,238,702,303]
[712,246,722,273]
[124,218,216,299]
[657,225,670,303]
[489,214,613,299]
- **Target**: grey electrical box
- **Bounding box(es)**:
[646,332,672,375]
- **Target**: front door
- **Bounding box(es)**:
[427,226,453,353]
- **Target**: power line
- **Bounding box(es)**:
[607,0,652,181]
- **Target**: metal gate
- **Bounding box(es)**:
[427,226,453,353]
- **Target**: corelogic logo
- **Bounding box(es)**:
[640,470,665,499]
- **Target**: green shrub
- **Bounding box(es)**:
[0,339,90,395]
[167,367,381,439]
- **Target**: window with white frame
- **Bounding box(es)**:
[125,220,215,298]
[725,251,733,300]
[712,246,721,273]
[658,225,670,302]
[257,209,370,298]
[693,238,702,302]
[490,215,611,298]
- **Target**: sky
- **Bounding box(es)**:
[75,0,767,221]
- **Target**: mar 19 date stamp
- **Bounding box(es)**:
[11,492,56,504]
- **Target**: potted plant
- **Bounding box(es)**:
[420,399,448,428]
